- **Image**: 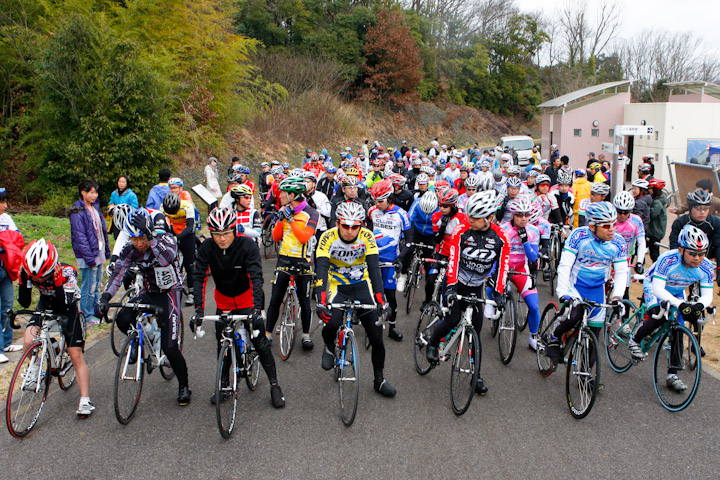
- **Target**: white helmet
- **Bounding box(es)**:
[335,201,366,227]
[613,191,635,211]
[632,178,650,190]
[419,191,439,214]
[678,224,709,251]
[506,177,522,188]
[465,191,497,218]
[591,182,611,196]
[507,166,521,176]
[112,203,134,231]
[478,175,494,192]
[464,174,480,189]
[586,201,617,225]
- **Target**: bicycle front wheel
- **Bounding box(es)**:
[279,289,298,361]
[414,301,442,375]
[536,302,559,376]
[516,288,528,332]
[57,345,76,391]
[405,259,420,313]
[652,324,701,412]
[110,289,133,356]
[688,323,702,372]
[338,331,359,426]
[6,343,50,438]
[604,300,637,373]
[245,350,261,391]
[566,329,600,419]
[216,342,238,439]
[498,293,518,365]
[113,333,144,425]
[450,326,480,415]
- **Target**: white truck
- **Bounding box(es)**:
[500,135,536,166]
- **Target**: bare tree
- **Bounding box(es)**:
[559,0,622,66]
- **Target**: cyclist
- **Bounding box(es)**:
[627,225,713,390]
[168,178,193,203]
[162,193,196,305]
[192,207,285,408]
[412,173,431,199]
[303,171,331,244]
[424,188,468,309]
[265,177,318,350]
[531,174,562,224]
[401,191,438,286]
[613,191,647,275]
[458,174,480,212]
[315,201,396,397]
[631,178,652,229]
[496,177,525,223]
[230,184,262,239]
[670,189,720,282]
[258,162,272,197]
[549,171,575,226]
[220,172,243,210]
[368,180,412,341]
[329,175,372,229]
[317,165,338,199]
[97,208,191,406]
[496,198,542,349]
[303,152,326,178]
[388,173,414,213]
[547,202,628,359]
[577,182,610,227]
[425,190,510,395]
[366,157,385,188]
[529,202,553,281]
[19,239,94,418]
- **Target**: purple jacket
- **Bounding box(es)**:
[68,199,111,267]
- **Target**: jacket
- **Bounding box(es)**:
[68,199,111,266]
[633,193,652,229]
[670,212,720,261]
[0,229,25,281]
[572,178,592,228]
[146,183,170,210]
[647,194,667,240]
[110,188,139,208]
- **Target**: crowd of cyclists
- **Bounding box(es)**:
[4,138,718,427]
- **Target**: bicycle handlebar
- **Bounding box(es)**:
[423,258,449,266]
[408,242,432,249]
[195,314,251,339]
[330,302,377,310]
[108,302,164,315]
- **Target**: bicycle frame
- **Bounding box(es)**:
[21,311,67,390]
[438,294,500,361]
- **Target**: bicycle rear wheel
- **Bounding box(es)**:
[245,351,260,391]
[414,301,441,375]
[6,343,50,438]
[515,286,528,332]
[338,331,359,426]
[405,259,420,313]
[216,342,238,439]
[566,329,600,419]
[652,324,701,412]
[450,326,480,415]
[498,293,518,365]
[110,289,133,356]
[604,300,636,373]
[57,345,76,390]
[537,302,559,376]
[113,333,144,425]
[279,289,298,361]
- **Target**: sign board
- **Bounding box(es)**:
[617,125,654,136]
[601,142,614,153]
[192,184,219,206]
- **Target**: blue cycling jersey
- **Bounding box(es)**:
[407,197,435,236]
[369,204,411,263]
[643,250,714,307]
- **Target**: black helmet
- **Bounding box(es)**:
[163,193,181,215]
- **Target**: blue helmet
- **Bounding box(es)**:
[321,149,328,156]
[326,165,337,173]
[239,165,251,174]
[168,177,183,187]
[124,208,151,237]
[585,201,617,225]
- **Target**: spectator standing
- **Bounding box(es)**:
[646,178,667,262]
[205,157,222,211]
[109,175,139,237]
[69,179,111,324]
[0,188,24,361]
[146,168,172,209]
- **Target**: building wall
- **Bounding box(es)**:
[623,102,720,181]
[541,92,629,171]
[668,93,720,104]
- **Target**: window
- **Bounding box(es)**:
[655,131,659,141]
[609,129,614,137]
[591,129,599,137]
[574,129,582,137]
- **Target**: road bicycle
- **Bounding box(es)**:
[536,299,615,419]
[109,265,142,356]
[403,242,433,314]
[110,302,184,424]
[542,223,569,293]
[275,264,314,360]
[195,313,259,439]
[604,299,705,412]
[6,310,79,438]
[261,211,279,259]
[413,293,496,415]
[328,300,377,426]
[494,270,535,364]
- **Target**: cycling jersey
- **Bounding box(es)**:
[556,227,628,300]
[550,190,574,225]
[499,222,539,269]
[163,199,196,235]
[458,193,470,212]
[369,204,411,263]
[495,194,523,224]
[432,211,469,257]
[305,190,331,232]
[643,250,714,309]
[272,200,318,261]
[315,227,380,287]
[446,222,510,291]
[236,207,262,238]
[615,213,646,260]
[303,162,325,178]
[531,192,559,222]
[534,216,552,241]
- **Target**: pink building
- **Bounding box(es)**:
[539,81,632,171]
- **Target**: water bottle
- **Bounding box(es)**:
[235,332,246,354]
[396,274,407,293]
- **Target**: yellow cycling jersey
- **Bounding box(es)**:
[316,227,378,286]
[162,199,196,235]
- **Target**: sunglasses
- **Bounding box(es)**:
[339,223,361,230]
[514,212,531,217]
[694,206,710,212]
[685,250,707,257]
[465,188,477,192]
[440,204,453,208]
[617,210,631,215]
[597,222,616,230]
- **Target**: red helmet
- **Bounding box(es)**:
[434,180,451,190]
[437,188,459,206]
[22,239,59,279]
[387,173,406,188]
[370,179,394,202]
[648,178,666,190]
[638,162,652,173]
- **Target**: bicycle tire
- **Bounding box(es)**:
[489,306,499,338]
[216,342,238,439]
[604,300,637,374]
[498,292,518,365]
[403,256,417,299]
[245,351,260,391]
[57,344,76,391]
[338,331,359,426]
[279,289,298,361]
[566,328,600,419]
[110,289,134,356]
[515,284,528,332]
[6,343,50,438]
[688,323,702,371]
[414,301,442,375]
[450,326,480,415]
[652,324,701,412]
[113,333,144,425]
[405,258,420,313]
[536,302,559,376]
[261,216,273,246]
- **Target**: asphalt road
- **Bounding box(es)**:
[2,257,720,480]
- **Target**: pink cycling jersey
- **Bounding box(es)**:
[500,222,540,269]
[615,213,645,261]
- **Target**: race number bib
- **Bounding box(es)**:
[154,265,179,289]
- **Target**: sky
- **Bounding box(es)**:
[515,0,720,55]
